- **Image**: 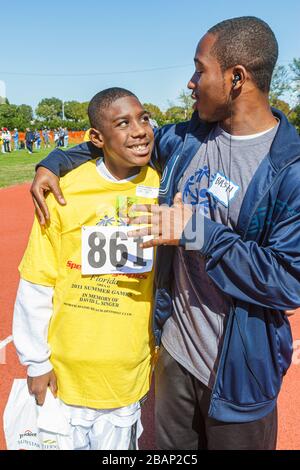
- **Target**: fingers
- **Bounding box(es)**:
[173,192,183,206]
[30,167,65,226]
[32,196,46,226]
[27,370,57,406]
[50,182,66,206]
[128,214,158,225]
[285,309,297,316]
[130,204,159,214]
[128,226,157,238]
[139,237,165,248]
[27,379,47,406]
[34,388,47,406]
[30,186,49,223]
[49,371,58,397]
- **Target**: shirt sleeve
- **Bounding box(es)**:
[19,205,61,287]
[13,279,54,377]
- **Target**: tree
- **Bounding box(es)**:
[36,97,63,120]
[270,98,291,115]
[0,104,18,128]
[165,106,187,124]
[143,103,165,126]
[290,58,300,102]
[178,90,194,120]
[290,104,300,133]
[64,101,88,122]
[269,65,291,106]
[17,104,33,122]
[0,103,34,130]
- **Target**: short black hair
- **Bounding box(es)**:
[88,87,138,129]
[208,16,278,92]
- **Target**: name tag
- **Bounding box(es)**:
[207,172,240,207]
[136,185,159,199]
[82,226,153,275]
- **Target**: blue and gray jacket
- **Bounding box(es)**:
[38,109,300,423]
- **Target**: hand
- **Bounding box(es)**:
[285,309,298,316]
[27,370,58,406]
[127,193,192,248]
[30,167,66,225]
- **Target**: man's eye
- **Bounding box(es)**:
[141,115,150,122]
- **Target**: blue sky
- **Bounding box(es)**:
[0,0,299,111]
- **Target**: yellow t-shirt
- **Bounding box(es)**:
[19,160,160,409]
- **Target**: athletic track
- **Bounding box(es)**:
[0,183,299,450]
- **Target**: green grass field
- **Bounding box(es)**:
[0,145,67,188]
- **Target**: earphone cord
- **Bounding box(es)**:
[228,92,233,226]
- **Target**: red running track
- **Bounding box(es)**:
[0,183,299,450]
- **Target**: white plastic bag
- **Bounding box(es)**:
[3,379,73,450]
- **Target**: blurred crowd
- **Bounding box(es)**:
[0,127,69,154]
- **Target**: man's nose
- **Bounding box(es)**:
[187,72,198,90]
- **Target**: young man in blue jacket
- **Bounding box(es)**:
[31,17,300,450]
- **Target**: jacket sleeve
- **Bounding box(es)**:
[180,207,300,310]
[36,141,102,177]
[152,120,196,171]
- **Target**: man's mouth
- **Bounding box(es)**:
[191,92,199,110]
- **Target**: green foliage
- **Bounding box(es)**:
[165,106,187,124]
[178,90,194,120]
[271,99,291,115]
[0,104,18,128]
[290,58,300,101]
[290,105,300,132]
[1,59,300,133]
[0,103,34,130]
[64,101,88,122]
[269,65,291,106]
[143,103,165,126]
[36,97,63,120]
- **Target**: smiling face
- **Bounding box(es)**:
[90,95,154,179]
[188,33,231,123]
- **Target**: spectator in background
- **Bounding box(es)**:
[2,128,11,152]
[34,130,41,150]
[25,128,34,154]
[54,129,59,147]
[58,127,65,147]
[42,127,50,149]
[13,128,19,151]
[0,131,4,153]
[63,127,69,148]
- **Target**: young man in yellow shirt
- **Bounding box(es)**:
[13,88,160,450]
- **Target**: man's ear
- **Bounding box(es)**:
[89,128,104,149]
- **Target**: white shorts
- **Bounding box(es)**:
[58,400,143,450]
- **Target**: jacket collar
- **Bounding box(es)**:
[268,108,300,171]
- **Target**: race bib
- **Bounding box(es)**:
[81,226,153,275]
[136,185,159,199]
[207,172,240,207]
